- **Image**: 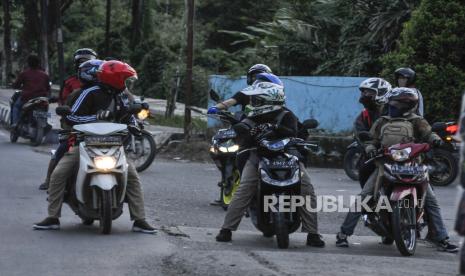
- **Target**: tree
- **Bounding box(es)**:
[2,0,12,83]
[381,0,465,122]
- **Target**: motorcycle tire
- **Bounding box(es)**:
[274,211,289,249]
[392,197,417,256]
[31,127,44,147]
[343,148,362,181]
[133,131,157,172]
[99,190,113,235]
[82,219,94,225]
[429,148,458,186]
[381,236,394,245]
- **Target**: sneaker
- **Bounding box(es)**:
[336,232,349,247]
[215,229,232,242]
[306,233,325,247]
[39,182,48,191]
[33,217,60,230]
[132,220,157,234]
[437,239,459,253]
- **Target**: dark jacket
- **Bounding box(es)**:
[12,68,50,102]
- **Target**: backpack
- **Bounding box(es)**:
[379,116,416,147]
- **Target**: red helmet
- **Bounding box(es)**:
[97,60,137,91]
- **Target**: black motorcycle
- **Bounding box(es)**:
[429,121,459,186]
[343,133,365,181]
[123,102,157,172]
[9,91,52,146]
[247,119,319,249]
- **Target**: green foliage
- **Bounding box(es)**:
[381,0,465,121]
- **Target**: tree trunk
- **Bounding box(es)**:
[2,0,12,84]
[40,0,49,73]
[21,0,41,57]
[130,0,143,49]
[105,0,112,56]
[184,0,194,140]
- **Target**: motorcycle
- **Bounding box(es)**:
[360,133,431,256]
[123,102,157,172]
[246,119,319,249]
[55,105,139,234]
[9,91,52,146]
[343,133,365,181]
[428,121,459,186]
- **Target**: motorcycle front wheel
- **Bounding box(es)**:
[30,127,44,147]
[429,148,458,186]
[99,190,113,235]
[343,148,362,181]
[274,211,289,249]
[126,131,157,172]
[392,197,417,256]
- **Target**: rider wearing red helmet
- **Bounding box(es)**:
[34,60,156,234]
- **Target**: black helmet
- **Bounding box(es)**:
[247,64,272,85]
[394,67,416,87]
[73,48,98,68]
[387,87,419,116]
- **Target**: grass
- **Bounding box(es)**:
[148,114,207,131]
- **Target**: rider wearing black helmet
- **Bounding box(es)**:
[394,67,424,116]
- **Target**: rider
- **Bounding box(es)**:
[207,64,272,113]
[336,87,458,252]
[58,48,98,105]
[215,73,325,247]
[354,78,392,187]
[11,54,50,127]
[394,67,424,116]
[39,48,98,190]
[33,60,156,233]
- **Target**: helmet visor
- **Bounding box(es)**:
[124,76,138,93]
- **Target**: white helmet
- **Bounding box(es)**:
[359,77,392,105]
[241,82,285,117]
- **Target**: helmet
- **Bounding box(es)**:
[241,81,285,117]
[97,60,138,91]
[247,64,272,85]
[78,59,104,84]
[253,72,283,86]
[386,87,419,117]
[74,48,97,68]
[394,67,416,87]
[358,78,392,106]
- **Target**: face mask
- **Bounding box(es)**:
[359,96,377,110]
[397,78,408,87]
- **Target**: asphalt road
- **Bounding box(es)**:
[0,127,462,275]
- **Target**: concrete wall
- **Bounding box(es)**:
[208,75,367,133]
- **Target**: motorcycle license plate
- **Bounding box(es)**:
[85,135,123,146]
[270,160,296,168]
[33,111,51,118]
[391,165,422,175]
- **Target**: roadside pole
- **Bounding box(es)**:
[184,0,194,141]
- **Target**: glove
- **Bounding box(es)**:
[250,123,275,137]
[96,110,113,121]
[433,139,444,148]
[207,106,219,114]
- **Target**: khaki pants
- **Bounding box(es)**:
[221,152,319,234]
[47,147,146,221]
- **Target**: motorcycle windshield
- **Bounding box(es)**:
[74,122,127,135]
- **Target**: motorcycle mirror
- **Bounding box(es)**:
[302,119,319,130]
[209,89,221,103]
[55,105,71,116]
[358,131,373,142]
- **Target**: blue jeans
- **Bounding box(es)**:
[11,97,23,125]
[340,171,449,242]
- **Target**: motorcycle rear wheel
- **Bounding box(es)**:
[274,212,289,249]
[99,190,113,235]
[31,127,44,147]
[10,129,18,143]
[392,198,417,256]
[343,148,362,181]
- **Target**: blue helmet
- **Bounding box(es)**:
[253,73,283,86]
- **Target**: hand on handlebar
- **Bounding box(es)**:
[207,106,219,114]
[96,110,113,121]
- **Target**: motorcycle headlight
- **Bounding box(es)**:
[390,148,411,162]
[209,146,217,154]
[218,144,239,153]
[94,156,117,170]
[137,109,149,120]
[263,138,290,151]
